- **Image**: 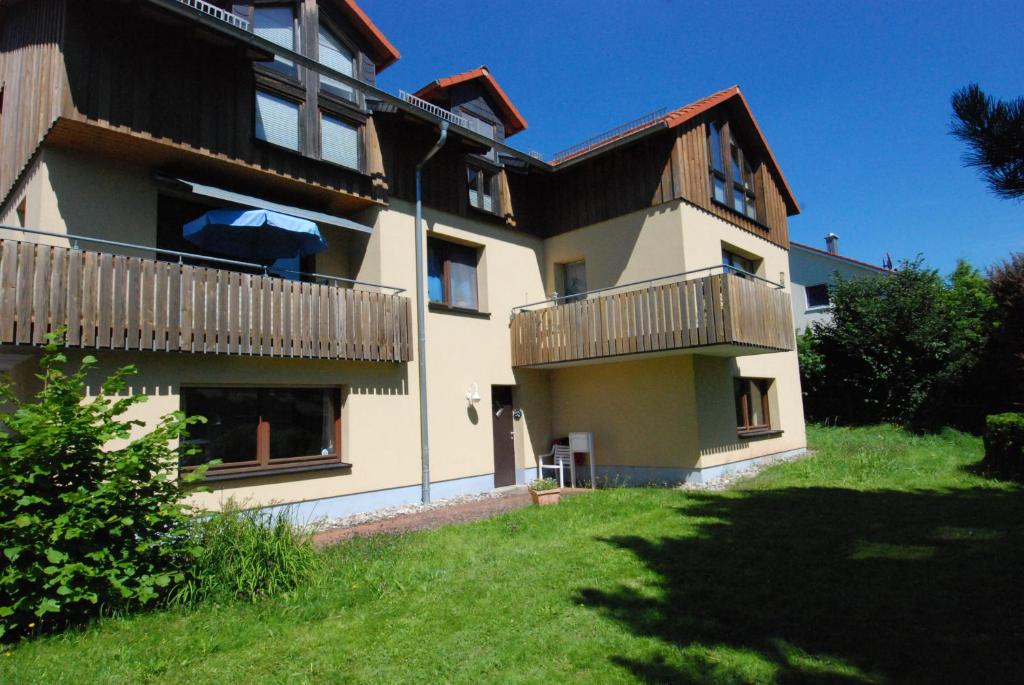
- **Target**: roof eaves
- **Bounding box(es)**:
[790,242,890,273]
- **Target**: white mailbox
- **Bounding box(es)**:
[568,432,596,489]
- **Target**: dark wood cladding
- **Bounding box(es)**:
[0,0,70,201]
[56,1,375,204]
[0,238,412,363]
[536,121,790,247]
[510,273,794,368]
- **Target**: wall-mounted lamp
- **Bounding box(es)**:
[465,382,481,407]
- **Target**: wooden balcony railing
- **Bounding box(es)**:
[510,271,794,367]
[0,238,411,363]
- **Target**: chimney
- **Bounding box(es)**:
[825,233,839,255]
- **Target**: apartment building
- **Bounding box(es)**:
[0,0,806,517]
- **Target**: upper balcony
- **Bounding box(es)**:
[510,267,794,368]
[0,228,411,364]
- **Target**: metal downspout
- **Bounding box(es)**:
[415,122,449,504]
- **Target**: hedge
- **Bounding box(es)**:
[983,413,1024,477]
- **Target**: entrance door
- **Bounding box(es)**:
[491,385,516,487]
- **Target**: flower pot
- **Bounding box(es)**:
[529,488,561,506]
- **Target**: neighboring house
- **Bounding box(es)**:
[0,0,807,517]
[790,234,890,333]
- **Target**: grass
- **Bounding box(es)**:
[3,425,1022,684]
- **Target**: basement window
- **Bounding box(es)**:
[180,387,344,478]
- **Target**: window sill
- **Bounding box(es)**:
[428,302,491,319]
[736,429,784,440]
[185,461,352,483]
[804,305,832,313]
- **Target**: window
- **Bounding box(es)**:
[708,120,758,220]
[805,283,830,309]
[318,22,355,101]
[321,112,360,169]
[255,90,300,151]
[253,3,298,78]
[428,237,479,311]
[180,387,342,477]
[735,378,771,433]
[467,165,497,213]
[722,248,757,277]
[558,260,587,302]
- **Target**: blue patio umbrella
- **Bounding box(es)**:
[183,208,327,264]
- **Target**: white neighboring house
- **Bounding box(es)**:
[790,234,890,333]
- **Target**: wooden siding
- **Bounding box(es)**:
[55,1,376,205]
[0,239,411,363]
[0,0,70,202]
[538,122,790,247]
[510,273,794,367]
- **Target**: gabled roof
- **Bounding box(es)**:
[414,66,528,136]
[550,85,799,215]
[790,242,891,273]
[664,85,798,214]
[334,0,400,71]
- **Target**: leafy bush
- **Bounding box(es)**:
[986,253,1024,414]
[529,478,559,491]
[0,339,205,641]
[983,413,1024,477]
[801,258,995,430]
[171,501,321,606]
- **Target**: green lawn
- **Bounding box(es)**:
[4,425,1023,684]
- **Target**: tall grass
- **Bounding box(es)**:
[171,501,321,606]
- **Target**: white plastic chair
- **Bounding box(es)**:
[537,444,575,488]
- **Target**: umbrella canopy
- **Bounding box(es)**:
[183,208,327,264]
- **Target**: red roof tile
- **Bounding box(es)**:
[790,242,891,273]
[414,66,528,136]
[336,0,400,71]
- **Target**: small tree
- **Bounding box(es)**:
[986,253,1024,412]
[803,258,994,430]
[951,84,1024,200]
[0,338,204,641]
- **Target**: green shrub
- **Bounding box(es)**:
[529,478,558,491]
[0,338,205,641]
[171,501,321,606]
[983,413,1024,477]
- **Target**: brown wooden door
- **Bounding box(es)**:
[491,385,516,487]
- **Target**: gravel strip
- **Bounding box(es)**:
[678,450,814,492]
[305,488,512,534]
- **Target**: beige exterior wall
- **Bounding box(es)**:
[1,145,805,509]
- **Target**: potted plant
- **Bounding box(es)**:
[529,478,561,506]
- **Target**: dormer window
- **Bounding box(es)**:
[467,164,497,213]
[317,22,356,102]
[708,120,758,221]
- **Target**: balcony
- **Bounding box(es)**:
[0,233,411,363]
[510,268,794,368]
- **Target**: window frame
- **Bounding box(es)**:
[805,283,831,310]
[179,386,345,479]
[427,236,481,313]
[707,118,760,222]
[250,1,303,82]
[315,11,362,107]
[722,248,759,279]
[735,377,773,435]
[465,160,499,215]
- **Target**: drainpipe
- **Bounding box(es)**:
[415,121,449,504]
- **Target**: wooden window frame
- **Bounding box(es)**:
[722,248,759,278]
[735,378,772,434]
[466,160,499,215]
[179,386,345,479]
[248,1,367,173]
[250,1,303,84]
[708,118,760,222]
[428,236,481,313]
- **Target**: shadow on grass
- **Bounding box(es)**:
[577,486,1024,684]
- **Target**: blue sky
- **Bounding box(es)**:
[364,0,1022,274]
